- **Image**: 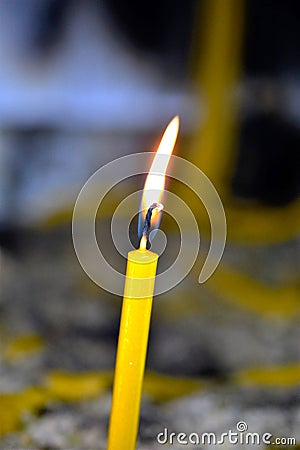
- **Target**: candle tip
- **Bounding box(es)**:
[139,235,147,250]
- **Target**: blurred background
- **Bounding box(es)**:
[0,0,299,448]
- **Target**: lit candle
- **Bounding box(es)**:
[107,117,179,450]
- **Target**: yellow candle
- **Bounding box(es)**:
[107,117,179,450]
[107,242,158,450]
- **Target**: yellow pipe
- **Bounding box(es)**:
[190,0,245,196]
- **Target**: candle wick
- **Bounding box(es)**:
[140,202,163,250]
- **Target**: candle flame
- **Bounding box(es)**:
[138,116,179,239]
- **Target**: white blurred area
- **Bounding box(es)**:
[0,0,198,226]
[0,0,195,130]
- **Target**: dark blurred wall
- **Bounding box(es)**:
[232,0,300,205]
[104,0,196,79]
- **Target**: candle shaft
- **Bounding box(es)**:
[107,248,158,450]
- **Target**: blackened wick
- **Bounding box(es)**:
[142,202,163,247]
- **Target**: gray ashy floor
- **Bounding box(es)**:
[0,225,299,449]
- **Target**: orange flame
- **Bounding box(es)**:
[140,116,179,232]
